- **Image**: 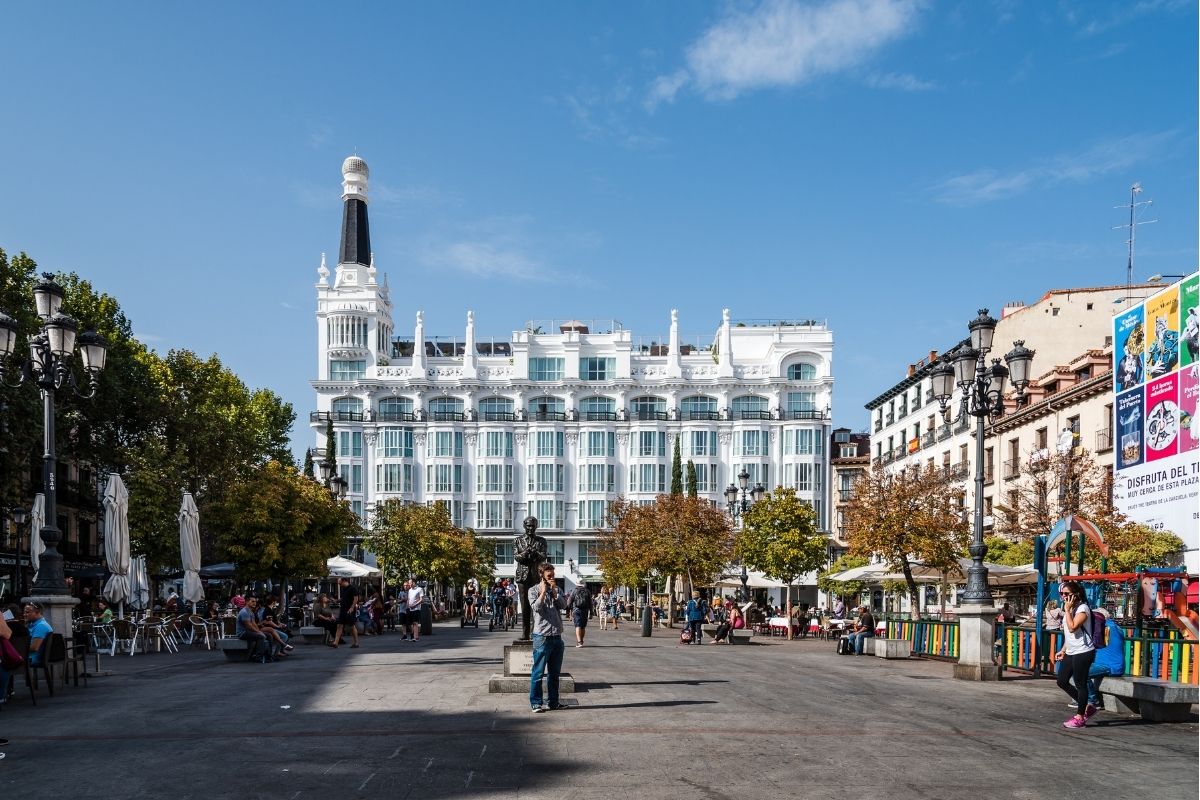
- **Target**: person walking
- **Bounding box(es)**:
[1054,581,1098,729]
[406,580,425,642]
[528,563,568,713]
[606,591,621,631]
[597,588,610,630]
[568,582,592,648]
[684,591,708,645]
[330,577,360,649]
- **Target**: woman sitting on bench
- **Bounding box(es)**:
[710,605,744,644]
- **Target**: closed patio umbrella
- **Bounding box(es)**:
[28,493,46,589]
[102,475,131,617]
[178,492,204,610]
[130,555,150,611]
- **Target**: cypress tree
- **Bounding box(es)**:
[671,436,683,494]
[686,460,698,498]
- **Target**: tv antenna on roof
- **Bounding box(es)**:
[1113,182,1156,301]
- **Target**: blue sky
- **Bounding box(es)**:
[1,1,1195,454]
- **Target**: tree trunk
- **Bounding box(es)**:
[785,580,794,640]
[900,558,921,621]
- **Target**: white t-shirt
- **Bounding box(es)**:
[407,586,424,610]
[1061,603,1095,655]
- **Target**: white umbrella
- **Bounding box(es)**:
[178,492,204,609]
[102,475,131,616]
[129,555,150,611]
[327,555,382,578]
[28,493,46,588]
[824,562,895,582]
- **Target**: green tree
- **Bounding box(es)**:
[736,486,826,637]
[302,448,315,478]
[685,460,698,498]
[984,536,1034,567]
[671,436,683,495]
[1103,523,1186,572]
[368,499,492,586]
[215,460,359,581]
[817,553,869,603]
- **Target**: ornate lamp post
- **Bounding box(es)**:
[930,309,1032,680]
[724,470,765,602]
[0,274,107,607]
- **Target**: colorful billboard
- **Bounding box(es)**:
[1111,272,1200,574]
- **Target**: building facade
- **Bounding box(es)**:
[312,157,835,589]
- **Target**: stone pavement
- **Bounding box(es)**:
[1,621,1196,799]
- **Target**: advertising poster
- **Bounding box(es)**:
[1182,274,1198,367]
[1113,305,1144,392]
[1180,364,1199,453]
[1144,287,1180,380]
[1115,386,1144,470]
[1145,374,1179,462]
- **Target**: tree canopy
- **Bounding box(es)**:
[368,500,495,586]
[817,553,869,601]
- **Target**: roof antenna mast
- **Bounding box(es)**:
[1112,182,1156,297]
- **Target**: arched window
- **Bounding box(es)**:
[732,394,769,419]
[478,396,515,421]
[630,396,666,420]
[787,363,817,381]
[428,397,465,421]
[332,397,364,421]
[528,396,566,421]
[579,396,616,421]
[680,395,718,420]
[378,397,414,421]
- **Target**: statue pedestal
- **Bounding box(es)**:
[504,641,533,676]
[953,605,1001,682]
[488,639,575,694]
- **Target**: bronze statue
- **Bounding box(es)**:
[513,515,548,641]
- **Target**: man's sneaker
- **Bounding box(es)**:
[283,644,295,652]
[531,705,546,713]
[575,643,584,648]
[1083,703,1099,721]
[1062,716,1086,729]
[547,703,569,710]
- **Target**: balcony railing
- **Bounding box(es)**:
[885,413,895,425]
[686,410,720,421]
[897,404,908,418]
[921,431,935,448]
[874,420,883,432]
[585,411,618,422]
[954,416,970,433]
[634,411,669,421]
[838,489,856,502]
[787,410,828,420]
[1096,429,1113,453]
[950,463,969,479]
[882,452,895,464]
[531,411,567,422]
[311,411,365,423]
[893,445,906,459]
[1003,460,1021,480]
[481,412,517,422]
[937,423,951,441]
[431,411,466,422]
[378,411,417,422]
[738,410,771,420]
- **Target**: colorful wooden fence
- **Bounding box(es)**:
[884,617,959,660]
[999,624,1199,683]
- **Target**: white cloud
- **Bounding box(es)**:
[864,71,936,91]
[648,0,924,104]
[433,240,542,281]
[932,130,1179,205]
[1075,0,1192,37]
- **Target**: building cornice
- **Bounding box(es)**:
[988,370,1112,434]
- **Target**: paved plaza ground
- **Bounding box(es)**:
[1,620,1196,799]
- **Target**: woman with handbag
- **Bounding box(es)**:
[1,608,23,749]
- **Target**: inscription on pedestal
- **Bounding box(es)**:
[504,643,534,676]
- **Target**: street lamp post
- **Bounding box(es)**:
[641,574,653,637]
[0,275,108,611]
[930,309,1032,681]
[725,470,764,602]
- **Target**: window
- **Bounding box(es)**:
[734,430,767,456]
[584,431,615,457]
[787,363,817,381]
[784,462,815,491]
[529,396,565,414]
[579,501,608,529]
[337,431,363,457]
[683,430,717,457]
[634,431,666,457]
[732,395,768,413]
[787,393,817,413]
[428,431,463,458]
[378,397,413,419]
[580,357,616,381]
[692,463,718,492]
[680,395,718,417]
[783,429,816,455]
[528,463,565,493]
[426,464,463,493]
[578,464,616,493]
[531,431,564,457]
[630,396,666,415]
[529,357,565,382]
[329,360,366,381]
[478,397,514,418]
[1067,416,1080,437]
[375,463,412,493]
[839,445,857,458]
[834,430,850,444]
[734,463,769,487]
[338,464,363,493]
[544,538,566,563]
[478,500,513,530]
[432,499,462,527]
[629,463,666,493]
[578,539,601,565]
[332,397,363,417]
[494,540,514,564]
[376,427,413,458]
[428,397,464,418]
[476,464,513,493]
[481,431,513,458]
[1035,427,1048,450]
[579,396,615,416]
[531,503,565,530]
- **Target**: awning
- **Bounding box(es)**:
[327,556,382,578]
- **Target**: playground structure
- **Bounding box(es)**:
[1002,515,1199,681]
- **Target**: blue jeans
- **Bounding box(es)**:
[239,631,276,661]
[1087,663,1115,705]
[851,631,874,654]
[529,634,565,709]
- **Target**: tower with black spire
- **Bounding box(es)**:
[339,155,371,268]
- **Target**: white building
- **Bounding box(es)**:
[312,156,835,590]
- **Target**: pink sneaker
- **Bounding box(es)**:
[1062,716,1087,729]
[1083,704,1099,721]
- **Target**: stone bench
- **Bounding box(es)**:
[1099,676,1199,722]
[298,626,328,645]
[216,638,252,661]
[729,629,754,645]
[873,638,911,659]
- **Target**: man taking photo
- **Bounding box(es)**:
[529,563,569,713]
